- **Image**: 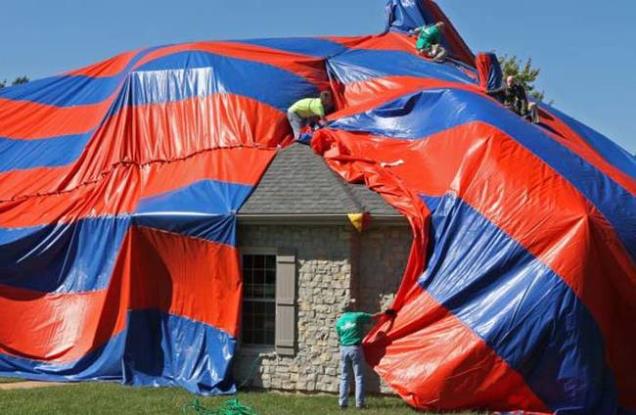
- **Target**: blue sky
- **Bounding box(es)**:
[2,0,634,152]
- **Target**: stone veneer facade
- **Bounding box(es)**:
[233,223,412,394]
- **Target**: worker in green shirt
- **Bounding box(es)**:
[287,90,334,140]
[336,303,396,409]
[410,22,447,62]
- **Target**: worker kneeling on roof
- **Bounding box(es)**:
[410,21,448,63]
[287,90,334,140]
[504,75,539,124]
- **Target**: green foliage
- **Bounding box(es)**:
[498,55,548,103]
[12,76,29,85]
[0,76,30,89]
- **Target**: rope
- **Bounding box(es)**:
[181,398,258,415]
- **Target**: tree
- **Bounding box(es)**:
[12,76,29,85]
[0,76,30,89]
[498,55,548,103]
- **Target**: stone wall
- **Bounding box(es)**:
[234,224,353,393]
[233,222,411,394]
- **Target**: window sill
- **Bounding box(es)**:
[239,345,277,356]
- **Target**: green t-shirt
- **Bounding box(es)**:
[335,312,373,346]
[416,25,441,50]
[288,98,325,118]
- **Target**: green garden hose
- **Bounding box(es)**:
[181,398,258,415]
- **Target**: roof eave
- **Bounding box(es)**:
[237,213,408,227]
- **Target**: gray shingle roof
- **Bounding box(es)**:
[238,144,401,217]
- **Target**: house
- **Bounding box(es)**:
[233,143,412,393]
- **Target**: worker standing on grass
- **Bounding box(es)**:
[336,303,396,410]
[287,90,334,140]
[410,21,448,62]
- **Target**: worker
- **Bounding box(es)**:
[410,22,448,62]
[504,75,539,123]
[336,303,396,410]
[287,90,334,140]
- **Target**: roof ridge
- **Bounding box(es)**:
[239,143,399,216]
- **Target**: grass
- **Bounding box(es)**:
[0,382,487,415]
[0,377,21,383]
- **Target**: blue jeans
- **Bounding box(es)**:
[287,110,305,140]
[339,345,365,408]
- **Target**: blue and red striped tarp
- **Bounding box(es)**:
[1,1,635,413]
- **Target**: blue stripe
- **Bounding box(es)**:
[327,49,475,85]
[0,48,159,107]
[233,37,347,58]
[0,74,124,107]
[135,179,254,244]
[0,132,93,172]
[132,51,319,111]
[546,105,636,180]
[0,310,236,396]
[136,179,253,215]
[0,180,251,293]
[386,0,428,32]
[122,310,236,395]
[420,193,618,413]
[331,88,636,262]
[1,49,321,171]
[0,225,46,245]
[0,218,131,293]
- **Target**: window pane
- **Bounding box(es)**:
[265,330,275,346]
[264,284,275,298]
[255,269,264,299]
[254,330,264,345]
[242,254,276,346]
[265,255,276,269]
[265,269,275,284]
[254,255,265,268]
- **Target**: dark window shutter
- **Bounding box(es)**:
[275,247,297,356]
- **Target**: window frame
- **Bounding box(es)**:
[240,248,278,351]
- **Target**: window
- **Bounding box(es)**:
[242,254,277,346]
[240,247,297,355]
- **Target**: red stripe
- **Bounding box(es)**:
[330,74,636,201]
[314,130,547,412]
[130,227,242,337]
[0,98,114,139]
[365,290,549,412]
[0,232,132,363]
[475,53,491,90]
[0,228,241,364]
[66,50,141,78]
[0,41,328,141]
[538,108,636,196]
[0,94,285,203]
[0,147,275,228]
[328,33,421,57]
[313,126,636,408]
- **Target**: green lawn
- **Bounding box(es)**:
[0,377,21,384]
[0,383,487,415]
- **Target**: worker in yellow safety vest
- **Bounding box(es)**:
[287,90,334,139]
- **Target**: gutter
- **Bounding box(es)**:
[236,213,407,227]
